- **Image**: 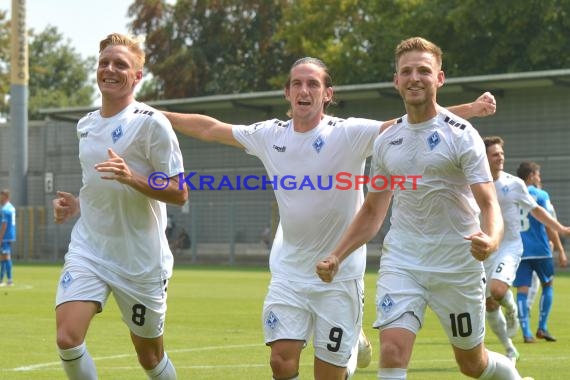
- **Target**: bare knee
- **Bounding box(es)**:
[485,297,499,312]
[131,334,164,370]
[270,353,299,378]
[136,350,162,370]
[489,280,508,302]
[269,341,302,379]
[454,344,486,378]
[380,340,409,368]
[457,359,486,378]
[56,328,85,350]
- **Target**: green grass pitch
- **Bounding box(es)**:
[0,264,568,379]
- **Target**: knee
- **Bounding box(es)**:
[489,282,507,301]
[457,358,485,378]
[485,297,499,312]
[380,340,408,368]
[56,329,84,350]
[269,352,298,378]
[136,351,162,370]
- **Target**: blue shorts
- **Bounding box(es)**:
[1,242,12,255]
[513,258,554,287]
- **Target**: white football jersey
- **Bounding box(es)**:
[233,115,381,283]
[369,109,492,272]
[495,171,538,255]
[68,102,184,282]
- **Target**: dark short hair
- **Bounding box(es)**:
[516,161,540,181]
[483,136,504,150]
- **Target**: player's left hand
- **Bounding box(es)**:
[316,255,340,283]
[95,148,133,184]
[465,231,497,261]
[558,250,568,268]
[473,91,496,117]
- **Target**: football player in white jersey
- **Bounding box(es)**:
[317,38,534,380]
[483,136,570,364]
[53,33,187,380]
[164,57,495,380]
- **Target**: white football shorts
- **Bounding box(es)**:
[55,253,169,339]
[262,277,364,367]
[374,266,486,350]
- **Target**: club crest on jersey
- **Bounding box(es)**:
[427,131,441,150]
[265,311,279,329]
[312,135,325,153]
[112,125,124,143]
[501,185,510,194]
[381,294,394,314]
[61,271,73,290]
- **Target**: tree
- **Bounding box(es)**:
[0,21,95,121]
[129,0,293,100]
[0,10,10,119]
[27,26,95,120]
[128,0,570,99]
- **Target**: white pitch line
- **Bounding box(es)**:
[9,343,261,372]
[8,345,569,373]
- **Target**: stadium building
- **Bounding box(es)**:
[1,69,569,265]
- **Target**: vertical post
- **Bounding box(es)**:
[10,0,29,206]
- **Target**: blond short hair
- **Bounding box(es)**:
[394,37,443,70]
[99,33,145,71]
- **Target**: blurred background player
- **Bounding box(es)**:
[514,161,568,343]
[527,182,564,313]
[482,137,570,364]
[0,189,16,286]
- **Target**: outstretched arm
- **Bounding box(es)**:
[380,92,497,133]
[447,91,497,119]
[530,206,570,236]
[163,111,244,148]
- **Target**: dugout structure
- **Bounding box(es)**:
[1,69,569,264]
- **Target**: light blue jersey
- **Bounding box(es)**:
[520,185,552,259]
[0,201,16,242]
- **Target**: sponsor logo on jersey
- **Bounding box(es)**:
[133,108,154,117]
[273,145,286,152]
[79,132,89,138]
[245,122,265,135]
[389,137,403,145]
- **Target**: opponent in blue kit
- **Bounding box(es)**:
[514,161,569,343]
